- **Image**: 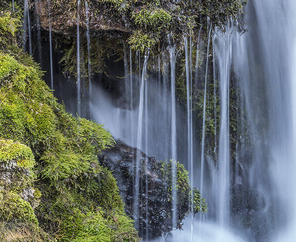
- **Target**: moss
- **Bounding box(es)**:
[132,7,171,30]
[0,139,35,169]
[0,11,21,48]
[0,191,38,225]
[0,221,54,242]
[0,7,139,241]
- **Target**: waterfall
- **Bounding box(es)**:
[34,0,296,241]
[215,21,232,227]
[235,0,296,241]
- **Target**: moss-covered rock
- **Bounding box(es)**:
[0,139,53,241]
[0,5,139,241]
[31,0,247,77]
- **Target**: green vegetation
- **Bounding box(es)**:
[0,5,139,241]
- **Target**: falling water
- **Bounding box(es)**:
[184,37,194,240]
[23,0,32,55]
[215,22,232,227]
[48,0,54,89]
[169,46,177,229]
[35,0,42,65]
[134,53,149,230]
[144,62,149,241]
[85,1,92,117]
[194,26,202,87]
[213,35,217,155]
[130,48,134,148]
[75,0,296,241]
[200,25,212,198]
[77,0,81,116]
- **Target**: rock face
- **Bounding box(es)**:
[98,141,206,240]
[36,0,131,35]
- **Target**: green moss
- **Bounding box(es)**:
[0,139,35,168]
[0,7,139,241]
[0,11,20,47]
[133,8,171,29]
[0,191,38,225]
[0,221,54,242]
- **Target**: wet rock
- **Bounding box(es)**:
[98,141,206,240]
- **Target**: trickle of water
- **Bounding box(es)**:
[200,25,212,199]
[184,35,194,242]
[144,63,149,241]
[85,1,92,117]
[134,52,149,230]
[213,34,217,157]
[77,0,81,116]
[48,0,54,90]
[169,46,177,229]
[35,0,42,65]
[23,0,32,55]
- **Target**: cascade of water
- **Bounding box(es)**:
[215,21,232,227]
[134,53,149,230]
[200,25,212,199]
[86,1,296,241]
[85,1,92,118]
[169,46,177,229]
[232,0,296,241]
[12,0,14,11]
[48,0,54,89]
[77,0,81,116]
